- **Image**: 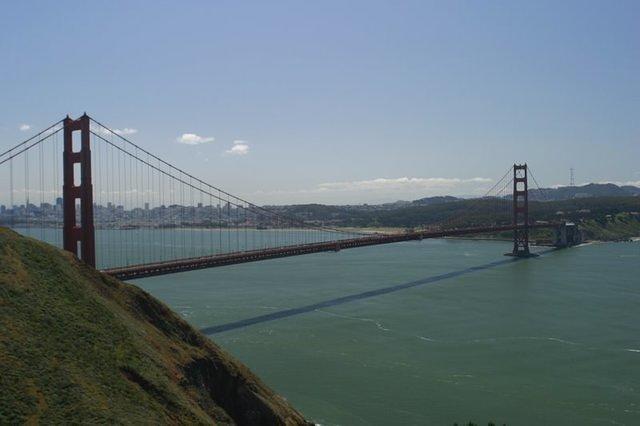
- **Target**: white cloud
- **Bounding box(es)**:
[317,176,492,192]
[19,124,31,131]
[176,133,215,145]
[545,180,640,189]
[597,180,640,187]
[113,128,138,136]
[225,140,249,155]
[92,125,138,136]
[251,176,494,204]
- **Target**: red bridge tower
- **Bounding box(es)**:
[62,114,96,267]
[511,163,531,257]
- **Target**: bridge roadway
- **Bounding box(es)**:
[103,223,559,280]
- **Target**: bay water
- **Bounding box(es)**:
[136,238,640,425]
[14,227,640,424]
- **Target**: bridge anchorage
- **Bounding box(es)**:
[0,113,581,279]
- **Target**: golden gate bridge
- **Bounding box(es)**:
[0,114,577,280]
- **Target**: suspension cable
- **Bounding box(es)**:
[527,166,550,201]
[89,117,368,236]
[0,119,64,158]
[0,127,64,167]
[89,129,362,237]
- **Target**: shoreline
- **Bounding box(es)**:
[6,224,639,243]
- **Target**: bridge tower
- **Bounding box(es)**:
[511,163,531,257]
[62,114,96,267]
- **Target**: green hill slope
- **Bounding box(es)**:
[0,228,309,425]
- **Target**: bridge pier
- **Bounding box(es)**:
[553,222,582,248]
[554,223,568,248]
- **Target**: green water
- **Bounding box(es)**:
[130,238,640,425]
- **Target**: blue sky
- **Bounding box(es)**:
[1,1,638,204]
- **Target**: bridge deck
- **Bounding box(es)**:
[103,223,558,280]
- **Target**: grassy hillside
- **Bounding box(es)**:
[0,228,309,425]
[579,212,640,241]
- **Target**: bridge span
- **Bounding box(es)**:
[103,223,563,280]
[0,114,581,278]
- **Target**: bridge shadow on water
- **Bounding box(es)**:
[200,249,556,335]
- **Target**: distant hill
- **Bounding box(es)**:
[529,183,640,201]
[411,195,460,206]
[270,195,640,240]
[0,228,309,425]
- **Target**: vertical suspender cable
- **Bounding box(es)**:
[9,158,13,228]
[200,181,204,256]
[25,150,29,237]
[39,141,44,240]
[227,194,231,252]
[180,173,184,259]
[218,190,222,254]
[119,136,125,267]
[235,199,239,252]
[52,132,58,247]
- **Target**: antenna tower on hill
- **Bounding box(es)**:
[570,167,575,186]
